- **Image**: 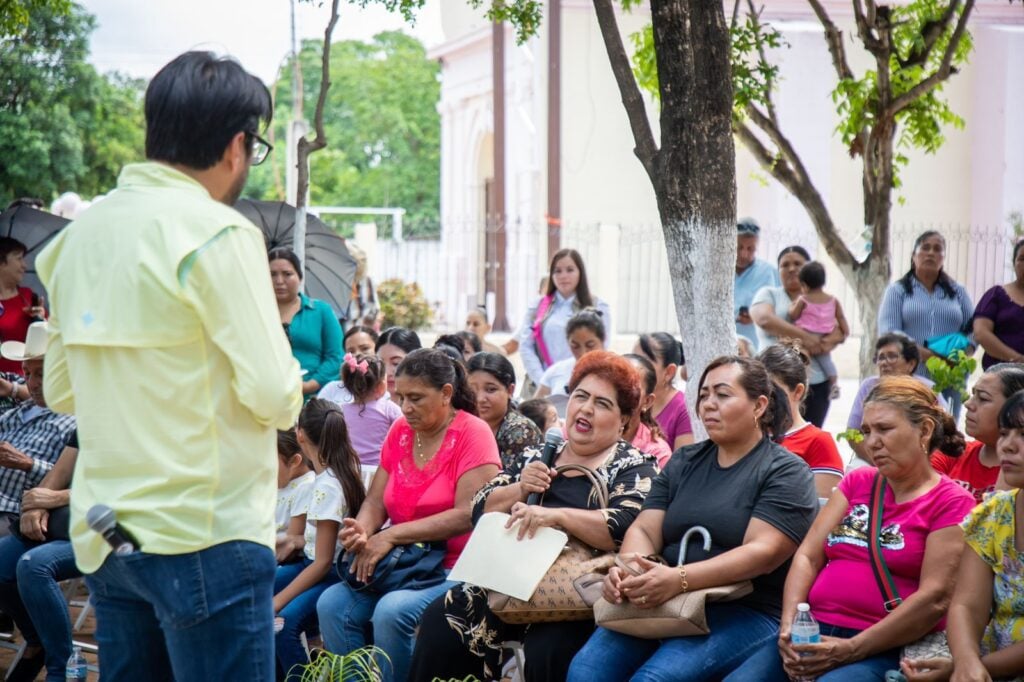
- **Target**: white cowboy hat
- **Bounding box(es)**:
[1,321,49,362]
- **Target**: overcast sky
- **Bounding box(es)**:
[79,0,445,84]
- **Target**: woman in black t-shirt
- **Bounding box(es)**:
[409,351,660,682]
[567,355,817,682]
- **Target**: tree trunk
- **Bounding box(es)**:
[650,0,737,433]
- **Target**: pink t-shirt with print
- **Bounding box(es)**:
[808,466,975,631]
[381,409,501,568]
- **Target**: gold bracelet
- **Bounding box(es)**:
[678,565,688,593]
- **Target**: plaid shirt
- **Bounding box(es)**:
[0,401,76,514]
[0,372,25,418]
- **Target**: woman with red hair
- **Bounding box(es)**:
[409,350,660,682]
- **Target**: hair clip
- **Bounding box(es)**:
[344,353,369,374]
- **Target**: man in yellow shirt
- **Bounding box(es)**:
[37,51,302,680]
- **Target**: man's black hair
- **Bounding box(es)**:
[145,51,272,170]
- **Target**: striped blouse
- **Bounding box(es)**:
[877,275,974,376]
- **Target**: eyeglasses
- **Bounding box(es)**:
[875,353,903,363]
[247,131,273,166]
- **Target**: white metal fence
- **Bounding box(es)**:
[369,219,1019,338]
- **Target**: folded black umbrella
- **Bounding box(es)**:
[234,199,358,320]
[0,205,70,298]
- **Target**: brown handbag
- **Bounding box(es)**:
[487,463,616,624]
[591,527,753,638]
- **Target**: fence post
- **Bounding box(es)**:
[354,222,377,277]
[596,223,620,337]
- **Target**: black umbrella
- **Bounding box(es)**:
[234,199,358,320]
[0,205,70,298]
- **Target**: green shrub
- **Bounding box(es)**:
[378,278,433,330]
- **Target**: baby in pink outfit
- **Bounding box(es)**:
[788,261,849,398]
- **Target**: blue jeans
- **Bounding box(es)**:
[84,540,277,682]
[316,577,457,682]
[274,558,339,677]
[0,536,80,682]
[725,621,901,681]
[566,602,779,682]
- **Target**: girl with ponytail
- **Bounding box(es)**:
[338,352,401,486]
[634,332,694,449]
[272,399,366,677]
[316,349,501,681]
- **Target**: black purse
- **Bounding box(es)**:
[336,541,447,594]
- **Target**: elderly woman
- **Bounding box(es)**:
[751,246,846,428]
[409,350,660,682]
[729,376,976,681]
[467,352,543,468]
[315,349,501,682]
[847,332,948,463]
[903,390,1024,682]
[879,230,975,417]
[759,343,844,500]
[931,363,1024,504]
[974,240,1024,369]
[270,247,342,400]
[567,356,817,682]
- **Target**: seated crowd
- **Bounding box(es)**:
[8,237,1024,682]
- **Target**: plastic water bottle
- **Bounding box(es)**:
[790,603,821,682]
[65,645,87,681]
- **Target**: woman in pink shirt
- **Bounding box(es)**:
[727,376,975,681]
[316,348,501,682]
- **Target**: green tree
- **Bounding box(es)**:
[0,0,69,37]
[632,0,986,376]
[0,2,144,204]
[246,31,441,236]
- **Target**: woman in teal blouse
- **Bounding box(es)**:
[270,248,342,399]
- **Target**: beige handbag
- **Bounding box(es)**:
[487,464,616,624]
[592,526,753,638]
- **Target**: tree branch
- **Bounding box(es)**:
[730,0,741,31]
[888,0,975,116]
[744,0,778,126]
[300,0,339,156]
[807,0,856,81]
[735,120,857,270]
[592,0,658,175]
[853,0,885,55]
[899,0,961,68]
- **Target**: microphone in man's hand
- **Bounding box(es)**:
[526,427,565,506]
[86,504,139,556]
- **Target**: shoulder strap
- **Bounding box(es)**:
[531,294,556,368]
[545,463,610,509]
[868,472,903,612]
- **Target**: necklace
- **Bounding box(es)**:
[414,411,456,464]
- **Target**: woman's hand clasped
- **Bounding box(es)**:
[339,518,368,553]
[506,502,563,540]
[618,554,680,609]
[348,529,396,584]
[782,635,858,679]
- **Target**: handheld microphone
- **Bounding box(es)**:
[526,427,565,506]
[86,504,139,556]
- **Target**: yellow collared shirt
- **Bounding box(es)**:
[37,162,303,572]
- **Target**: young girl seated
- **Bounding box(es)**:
[535,308,605,398]
[339,352,401,488]
[788,261,849,399]
[519,397,559,433]
[273,399,367,678]
[623,353,673,466]
[275,429,314,563]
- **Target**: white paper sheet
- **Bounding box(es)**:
[448,512,568,600]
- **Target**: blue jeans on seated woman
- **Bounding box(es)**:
[0,535,81,682]
[274,558,340,677]
[566,602,779,682]
[315,576,457,682]
[724,621,901,681]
